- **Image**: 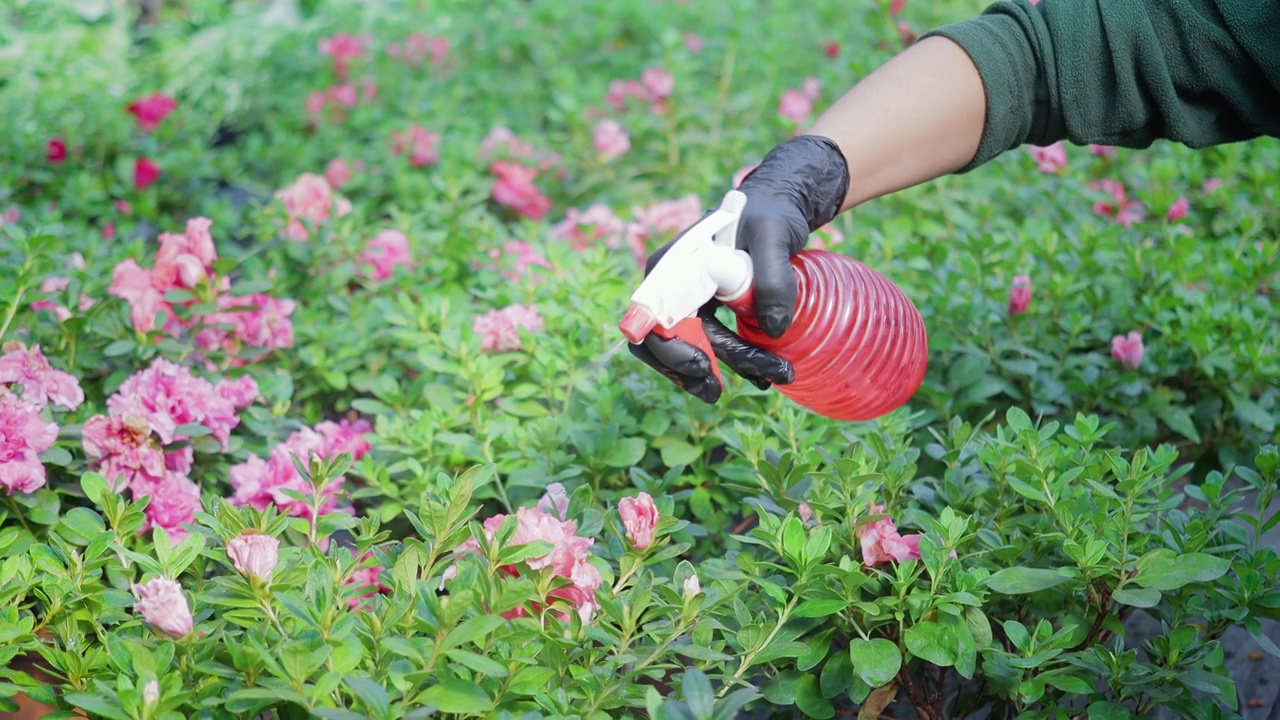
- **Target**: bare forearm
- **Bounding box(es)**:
[806,37,986,212]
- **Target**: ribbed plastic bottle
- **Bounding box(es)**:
[721,250,928,422]
[618,189,928,423]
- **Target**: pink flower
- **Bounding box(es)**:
[1028,141,1067,174]
[778,89,812,124]
[345,551,389,610]
[229,419,371,520]
[443,505,602,622]
[890,0,906,15]
[618,492,659,550]
[1204,178,1224,193]
[103,223,116,240]
[0,208,18,225]
[318,33,367,76]
[479,127,536,162]
[732,163,759,189]
[489,161,551,220]
[802,77,822,100]
[325,158,352,189]
[1090,179,1146,227]
[127,94,178,132]
[0,344,84,411]
[389,32,450,66]
[489,240,551,281]
[1166,196,1189,222]
[153,217,219,291]
[31,277,72,322]
[131,577,193,638]
[358,229,413,281]
[1111,331,1144,369]
[217,375,260,409]
[898,22,917,46]
[1089,144,1116,158]
[538,483,570,519]
[593,120,630,159]
[551,205,627,251]
[195,292,297,357]
[134,471,202,540]
[824,41,841,58]
[393,125,442,167]
[798,502,814,523]
[110,259,172,335]
[82,411,166,490]
[683,33,704,53]
[107,358,244,449]
[227,532,280,581]
[115,199,132,215]
[1008,274,1031,315]
[641,68,674,99]
[473,304,545,352]
[46,138,67,164]
[275,173,353,241]
[134,157,161,190]
[305,91,326,115]
[0,392,58,495]
[627,194,704,267]
[856,504,922,566]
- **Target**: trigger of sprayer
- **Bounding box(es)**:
[618,190,754,344]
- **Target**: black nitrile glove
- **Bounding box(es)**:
[628,134,851,404]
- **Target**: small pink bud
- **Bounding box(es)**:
[131,577,193,638]
[227,532,280,581]
[798,502,814,523]
[142,680,160,706]
[1008,274,1031,315]
[1110,331,1144,369]
[537,483,570,519]
[1166,196,1189,222]
[618,492,659,550]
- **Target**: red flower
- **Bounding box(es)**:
[134,157,161,190]
[127,93,178,132]
[824,41,841,58]
[46,138,67,164]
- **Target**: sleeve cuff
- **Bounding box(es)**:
[920,11,1044,173]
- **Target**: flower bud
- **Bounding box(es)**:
[142,679,160,706]
[227,532,280,582]
[682,573,701,600]
[131,577,193,638]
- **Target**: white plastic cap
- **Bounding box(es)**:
[627,190,754,330]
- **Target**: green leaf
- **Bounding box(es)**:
[682,668,714,720]
[441,615,505,651]
[1229,392,1275,432]
[1043,673,1095,695]
[1153,404,1201,443]
[1111,587,1162,608]
[903,621,957,667]
[848,638,901,688]
[659,440,701,467]
[418,678,491,715]
[343,677,390,720]
[985,567,1071,594]
[602,438,645,468]
[794,673,834,719]
[81,472,111,506]
[1087,701,1134,720]
[1132,550,1230,591]
[63,694,129,720]
[793,598,847,618]
[444,649,509,678]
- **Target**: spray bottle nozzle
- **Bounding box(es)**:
[620,190,753,342]
[619,304,659,345]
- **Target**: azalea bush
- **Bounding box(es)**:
[2,0,1279,718]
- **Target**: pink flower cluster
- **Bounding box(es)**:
[593,120,630,159]
[605,68,674,115]
[81,359,258,539]
[479,127,559,170]
[856,504,922,566]
[358,230,414,281]
[0,343,82,497]
[229,418,372,521]
[31,275,96,323]
[488,240,551,282]
[393,125,442,167]
[489,161,552,220]
[305,78,378,122]
[1090,179,1146,227]
[443,488,603,623]
[276,173,354,241]
[549,196,704,267]
[1027,141,1067,174]
[551,205,628,252]
[778,77,822,125]
[387,32,450,67]
[318,33,369,77]
[1008,274,1031,315]
[472,304,545,352]
[109,217,297,362]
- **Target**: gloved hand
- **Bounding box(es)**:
[627,134,851,404]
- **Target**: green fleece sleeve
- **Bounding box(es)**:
[920,0,1280,172]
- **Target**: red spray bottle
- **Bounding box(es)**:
[618,189,928,422]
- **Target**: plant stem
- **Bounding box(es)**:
[718,595,800,699]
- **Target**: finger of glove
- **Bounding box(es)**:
[640,331,713,378]
[700,311,795,388]
[740,213,804,338]
[627,342,722,404]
